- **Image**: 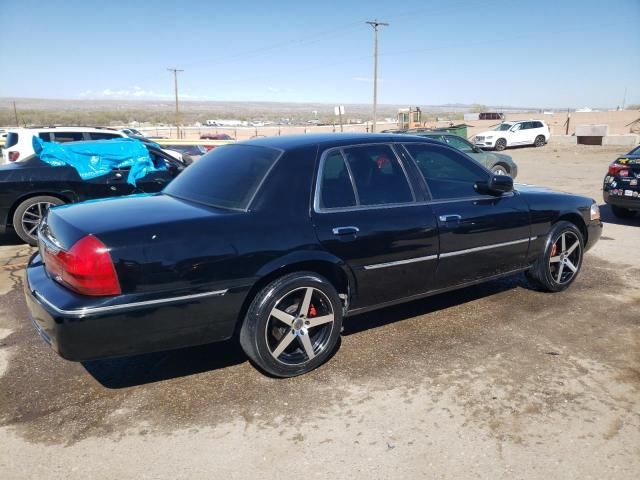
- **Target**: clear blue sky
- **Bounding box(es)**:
[1,0,639,108]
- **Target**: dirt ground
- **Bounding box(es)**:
[0,143,638,479]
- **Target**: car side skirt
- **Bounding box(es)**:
[346,265,530,317]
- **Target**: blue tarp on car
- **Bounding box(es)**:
[32,137,164,186]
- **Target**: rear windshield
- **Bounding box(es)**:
[5,132,18,149]
[164,144,281,211]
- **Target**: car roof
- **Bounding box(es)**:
[242,133,442,150]
[6,126,123,134]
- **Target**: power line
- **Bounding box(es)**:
[366,20,388,133]
[167,68,184,138]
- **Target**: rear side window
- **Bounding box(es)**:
[164,144,280,211]
[319,151,357,209]
[342,145,413,206]
[52,132,85,143]
[5,132,18,148]
[403,144,488,200]
[38,132,52,141]
[88,132,121,140]
[533,121,544,128]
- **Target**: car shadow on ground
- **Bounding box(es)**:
[342,273,526,336]
[598,203,640,227]
[83,340,247,389]
[84,273,530,389]
[0,230,24,246]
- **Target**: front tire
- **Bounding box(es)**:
[611,205,636,219]
[239,272,343,377]
[494,138,507,151]
[534,135,545,147]
[491,164,509,176]
[526,221,584,292]
[12,196,65,246]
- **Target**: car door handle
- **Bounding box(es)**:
[332,226,359,236]
[439,214,462,223]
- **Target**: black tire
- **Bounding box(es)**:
[239,271,343,377]
[526,221,584,292]
[12,195,65,246]
[494,138,507,151]
[534,135,545,147]
[491,163,510,176]
[611,205,636,219]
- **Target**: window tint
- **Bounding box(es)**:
[342,145,413,206]
[88,132,121,140]
[319,151,356,209]
[533,121,543,128]
[164,144,280,211]
[404,144,488,200]
[52,132,85,143]
[444,135,474,154]
[38,132,51,142]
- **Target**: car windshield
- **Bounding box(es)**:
[494,123,513,131]
[164,144,281,211]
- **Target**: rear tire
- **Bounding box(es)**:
[526,221,584,292]
[611,205,636,219]
[494,138,507,151]
[534,135,545,147]
[239,272,343,377]
[12,196,65,246]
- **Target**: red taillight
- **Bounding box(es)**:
[8,151,19,162]
[608,164,630,177]
[43,235,121,296]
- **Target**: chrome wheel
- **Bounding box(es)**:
[266,286,335,365]
[21,201,53,240]
[549,231,581,284]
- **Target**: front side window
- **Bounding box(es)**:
[403,143,488,200]
[495,123,512,131]
[88,132,121,140]
[342,145,413,206]
[164,144,280,210]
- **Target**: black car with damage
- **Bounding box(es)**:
[0,140,187,244]
[602,144,640,218]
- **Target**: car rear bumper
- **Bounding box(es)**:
[603,191,640,211]
[24,253,244,362]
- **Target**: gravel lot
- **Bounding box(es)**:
[0,143,638,479]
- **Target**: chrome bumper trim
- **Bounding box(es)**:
[32,288,228,318]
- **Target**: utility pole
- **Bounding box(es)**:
[12,101,18,126]
[167,68,184,138]
[366,19,388,133]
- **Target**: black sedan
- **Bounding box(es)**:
[602,145,640,218]
[24,134,602,377]
[0,143,187,245]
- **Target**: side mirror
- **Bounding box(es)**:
[476,175,513,195]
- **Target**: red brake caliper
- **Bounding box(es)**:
[550,243,557,257]
[308,304,317,318]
